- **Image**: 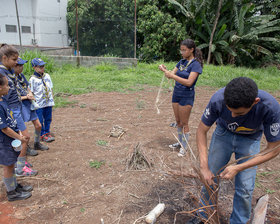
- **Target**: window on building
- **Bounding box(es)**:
[21,26,31,33]
[58,30,62,34]
[6,25,17,33]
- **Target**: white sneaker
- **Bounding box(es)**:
[177,147,186,157]
[169,142,180,149]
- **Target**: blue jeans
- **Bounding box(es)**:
[36,106,53,136]
[203,125,260,224]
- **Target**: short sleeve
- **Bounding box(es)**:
[201,100,219,127]
[29,77,35,92]
[190,61,202,74]
[0,105,8,130]
[263,109,280,142]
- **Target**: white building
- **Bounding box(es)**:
[0,0,69,48]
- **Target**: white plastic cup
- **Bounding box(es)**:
[11,139,22,152]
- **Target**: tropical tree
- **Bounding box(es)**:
[194,16,236,65]
[67,0,134,57]
[229,3,280,66]
[137,0,187,61]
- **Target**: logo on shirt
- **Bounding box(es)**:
[203,108,210,119]
[228,122,239,132]
[270,123,280,136]
[0,117,2,125]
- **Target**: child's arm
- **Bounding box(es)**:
[1,127,28,143]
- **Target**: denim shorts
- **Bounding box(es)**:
[11,106,26,131]
[172,94,194,106]
[0,136,20,166]
[22,102,38,122]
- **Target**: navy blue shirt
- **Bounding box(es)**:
[0,64,21,108]
[0,99,18,144]
[17,73,32,109]
[202,88,280,142]
[174,59,202,97]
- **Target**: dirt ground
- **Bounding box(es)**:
[0,86,280,224]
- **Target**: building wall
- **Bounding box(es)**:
[0,0,69,48]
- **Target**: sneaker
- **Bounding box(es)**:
[169,122,177,128]
[46,133,55,141]
[34,142,49,151]
[169,142,180,149]
[177,147,186,157]
[16,166,38,177]
[15,161,33,168]
[16,183,33,192]
[26,145,38,156]
[7,189,32,201]
[186,217,204,224]
[41,134,53,142]
[25,161,33,168]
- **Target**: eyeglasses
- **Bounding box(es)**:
[15,64,23,67]
[37,65,45,68]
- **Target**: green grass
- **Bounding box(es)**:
[48,62,280,98]
[19,55,280,107]
[199,64,280,92]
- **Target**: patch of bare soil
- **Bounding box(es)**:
[0,86,279,224]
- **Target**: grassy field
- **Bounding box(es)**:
[22,60,280,108]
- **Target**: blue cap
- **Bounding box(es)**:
[17,57,28,65]
[31,58,46,67]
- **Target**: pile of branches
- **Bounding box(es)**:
[126,143,152,171]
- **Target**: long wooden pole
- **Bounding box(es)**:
[75,0,80,66]
[134,0,136,59]
[14,0,22,51]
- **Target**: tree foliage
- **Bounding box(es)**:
[137,0,187,61]
[66,0,280,67]
[67,0,134,57]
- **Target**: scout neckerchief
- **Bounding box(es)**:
[0,64,22,101]
[32,72,50,102]
[17,73,28,95]
[155,58,195,114]
[179,58,194,71]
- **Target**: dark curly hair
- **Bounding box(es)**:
[224,77,258,108]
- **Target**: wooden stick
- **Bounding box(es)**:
[155,74,165,114]
[252,194,269,224]
[17,176,59,182]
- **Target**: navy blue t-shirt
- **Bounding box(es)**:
[17,73,32,109]
[0,64,21,108]
[201,88,280,142]
[174,59,202,97]
[0,99,19,144]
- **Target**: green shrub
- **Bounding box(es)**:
[19,50,56,76]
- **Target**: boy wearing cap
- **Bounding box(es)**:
[29,58,55,142]
[14,57,49,153]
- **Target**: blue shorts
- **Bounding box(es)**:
[11,106,27,131]
[22,101,38,122]
[172,94,194,106]
[0,136,20,166]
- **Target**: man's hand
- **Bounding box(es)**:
[201,167,215,186]
[220,165,240,179]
